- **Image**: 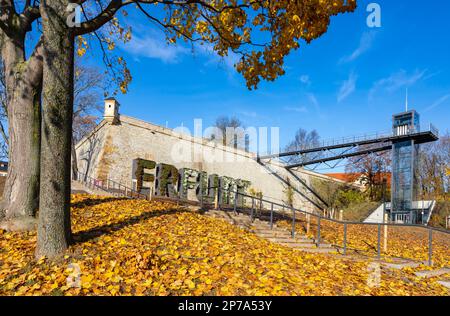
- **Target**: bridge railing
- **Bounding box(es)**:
[316,130,392,149]
[294,124,440,153]
[429,123,439,138]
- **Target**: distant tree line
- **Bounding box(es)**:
[418,133,450,200]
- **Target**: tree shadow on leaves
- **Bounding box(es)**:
[71,197,130,209]
[71,208,190,245]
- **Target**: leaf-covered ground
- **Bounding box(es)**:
[0,195,448,296]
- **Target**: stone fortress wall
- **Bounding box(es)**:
[75,99,343,211]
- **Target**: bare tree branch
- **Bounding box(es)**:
[0,0,19,36]
[19,4,40,31]
[76,0,138,35]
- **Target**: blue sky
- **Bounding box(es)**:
[87,0,449,171]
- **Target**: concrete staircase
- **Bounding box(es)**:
[205,209,337,254]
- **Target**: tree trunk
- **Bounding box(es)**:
[36,0,74,259]
[0,35,43,231]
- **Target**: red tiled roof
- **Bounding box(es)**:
[324,172,391,185]
[324,173,355,182]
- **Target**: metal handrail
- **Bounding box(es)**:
[429,123,439,137]
[75,172,148,200]
[286,125,439,153]
[210,186,449,266]
[233,189,449,234]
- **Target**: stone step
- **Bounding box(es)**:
[316,243,332,248]
[250,225,270,228]
[251,228,280,234]
[253,219,268,224]
[206,210,232,216]
[294,247,338,254]
[414,268,450,279]
[209,210,245,215]
[255,235,293,240]
[210,211,250,221]
[206,211,232,216]
[232,215,251,219]
[231,218,252,223]
[252,229,291,235]
[267,237,313,244]
[232,220,251,224]
[381,261,421,270]
[206,213,223,217]
[253,231,292,238]
[210,215,247,222]
[251,226,284,231]
[279,242,319,248]
[437,281,450,289]
[232,215,250,219]
[253,228,285,233]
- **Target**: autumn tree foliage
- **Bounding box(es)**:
[0,0,357,258]
[418,133,450,200]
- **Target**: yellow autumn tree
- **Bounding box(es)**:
[74,0,358,91]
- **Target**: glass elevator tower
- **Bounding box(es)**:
[390,110,420,223]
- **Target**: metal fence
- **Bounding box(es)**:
[75,171,147,199]
[213,187,450,267]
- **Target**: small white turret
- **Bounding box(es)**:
[104,97,120,124]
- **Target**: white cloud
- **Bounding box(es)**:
[306,93,327,120]
[240,111,259,118]
[200,43,240,74]
[337,72,357,103]
[424,94,450,112]
[119,32,189,63]
[119,31,239,71]
[119,21,240,69]
[369,69,427,100]
[307,93,319,107]
[340,31,376,64]
[284,106,308,113]
[299,75,311,85]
